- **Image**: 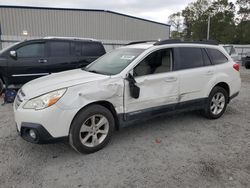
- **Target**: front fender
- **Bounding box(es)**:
[56,77,124,114]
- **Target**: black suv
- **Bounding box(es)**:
[0,37,106,93]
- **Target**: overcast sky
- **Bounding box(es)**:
[0,0,198,24]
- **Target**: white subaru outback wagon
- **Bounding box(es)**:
[14,40,241,153]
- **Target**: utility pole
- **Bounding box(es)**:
[207,16,210,40]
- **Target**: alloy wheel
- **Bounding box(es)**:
[210,92,226,115]
[79,114,109,147]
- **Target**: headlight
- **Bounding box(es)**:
[23,88,67,110]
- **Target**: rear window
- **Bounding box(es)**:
[206,48,228,64]
[82,42,105,56]
[223,46,231,54]
[223,46,236,55]
[202,49,212,66]
[50,41,70,57]
[176,47,204,69]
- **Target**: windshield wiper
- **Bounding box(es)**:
[88,70,100,74]
[84,69,106,75]
[83,68,111,75]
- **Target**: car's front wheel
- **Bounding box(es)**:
[203,86,228,119]
[69,104,115,154]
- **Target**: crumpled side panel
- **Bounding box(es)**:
[56,77,124,114]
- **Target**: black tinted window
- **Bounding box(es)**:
[206,48,228,64]
[177,47,203,69]
[50,41,70,57]
[202,49,212,66]
[71,42,81,56]
[82,42,105,56]
[134,49,172,77]
[17,43,45,58]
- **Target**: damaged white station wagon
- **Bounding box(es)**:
[14,39,241,153]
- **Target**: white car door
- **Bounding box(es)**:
[124,48,179,120]
[175,47,214,102]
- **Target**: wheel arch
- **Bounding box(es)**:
[212,82,230,102]
[69,100,120,133]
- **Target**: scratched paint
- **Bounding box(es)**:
[57,77,124,114]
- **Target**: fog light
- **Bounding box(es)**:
[29,129,37,139]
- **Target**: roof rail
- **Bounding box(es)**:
[154,39,218,46]
[196,40,219,45]
[43,36,98,41]
[127,40,159,45]
[154,39,182,45]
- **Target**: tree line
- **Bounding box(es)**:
[168,0,250,44]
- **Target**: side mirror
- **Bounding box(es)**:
[126,73,140,99]
[10,50,17,59]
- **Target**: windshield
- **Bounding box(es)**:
[84,48,144,75]
[0,42,20,54]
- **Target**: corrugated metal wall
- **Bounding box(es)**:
[234,45,250,60]
[0,7,170,51]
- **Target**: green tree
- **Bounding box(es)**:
[182,0,210,40]
[208,0,236,43]
[181,0,236,43]
[170,0,249,44]
[236,0,250,21]
[235,0,250,44]
[168,12,183,38]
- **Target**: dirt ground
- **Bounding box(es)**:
[0,68,249,188]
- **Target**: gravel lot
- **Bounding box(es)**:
[0,68,250,188]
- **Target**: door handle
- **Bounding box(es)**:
[206,70,214,75]
[38,59,47,63]
[164,77,177,82]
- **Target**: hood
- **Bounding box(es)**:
[21,69,109,99]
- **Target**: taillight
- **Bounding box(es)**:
[233,63,240,71]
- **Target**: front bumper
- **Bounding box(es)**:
[18,122,67,144]
[14,97,79,140]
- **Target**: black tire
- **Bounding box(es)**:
[69,104,115,154]
[245,61,250,69]
[0,78,3,95]
[203,86,229,119]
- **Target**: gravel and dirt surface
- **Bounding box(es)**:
[0,68,250,188]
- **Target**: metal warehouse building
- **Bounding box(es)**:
[0,6,170,51]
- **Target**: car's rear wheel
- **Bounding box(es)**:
[203,86,228,119]
[0,78,4,95]
[245,61,250,69]
[69,104,115,154]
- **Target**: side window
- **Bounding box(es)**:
[206,48,228,64]
[134,48,172,77]
[16,43,45,58]
[82,42,105,56]
[50,41,70,57]
[202,49,212,66]
[71,42,81,56]
[176,47,204,70]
